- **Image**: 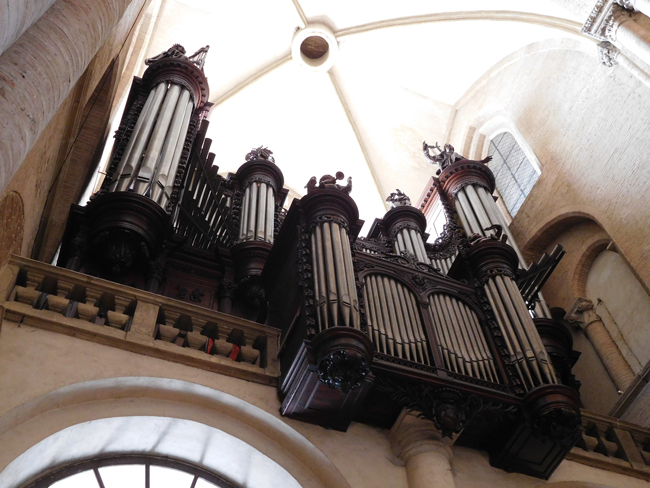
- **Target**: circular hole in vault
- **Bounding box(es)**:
[300,35,329,60]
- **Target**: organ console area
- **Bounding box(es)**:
[56,44,581,480]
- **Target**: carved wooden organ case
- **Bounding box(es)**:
[56,45,582,480]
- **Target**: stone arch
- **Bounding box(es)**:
[0,377,352,488]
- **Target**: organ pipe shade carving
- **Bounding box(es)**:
[239,181,276,243]
[311,221,360,330]
[110,81,195,207]
[363,274,430,364]
[427,294,498,382]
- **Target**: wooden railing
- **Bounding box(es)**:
[0,256,279,385]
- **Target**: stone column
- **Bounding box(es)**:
[566,297,634,391]
[0,0,148,193]
[0,0,58,56]
[613,7,650,68]
[390,412,455,488]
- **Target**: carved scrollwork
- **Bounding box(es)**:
[244,175,278,194]
[353,236,392,255]
[378,377,511,438]
[532,408,582,449]
[274,204,287,240]
[296,222,317,336]
[308,214,350,233]
[317,350,370,394]
[425,179,467,261]
[473,283,525,394]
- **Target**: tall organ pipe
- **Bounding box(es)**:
[363,274,430,364]
[467,234,557,390]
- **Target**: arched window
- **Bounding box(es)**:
[27,456,233,488]
[488,132,540,217]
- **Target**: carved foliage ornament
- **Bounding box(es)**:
[317,350,370,394]
[296,222,317,336]
[597,41,620,66]
[378,377,511,438]
[532,408,582,449]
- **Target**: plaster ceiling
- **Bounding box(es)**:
[139,0,587,233]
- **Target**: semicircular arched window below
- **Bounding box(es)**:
[488,132,540,217]
[28,457,235,488]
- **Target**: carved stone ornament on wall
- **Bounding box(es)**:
[317,349,371,394]
[598,40,621,66]
[581,1,633,42]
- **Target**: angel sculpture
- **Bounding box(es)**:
[423,141,492,175]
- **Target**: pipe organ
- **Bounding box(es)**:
[56,45,583,480]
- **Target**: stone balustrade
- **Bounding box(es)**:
[568,409,650,480]
[0,255,279,385]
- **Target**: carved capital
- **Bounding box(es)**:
[389,411,453,464]
[597,40,620,66]
[581,1,633,42]
[565,297,600,329]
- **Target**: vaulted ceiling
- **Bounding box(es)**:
[138,0,587,231]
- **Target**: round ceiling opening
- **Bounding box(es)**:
[300,36,329,59]
[292,24,338,72]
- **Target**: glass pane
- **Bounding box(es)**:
[99,465,145,488]
[490,132,541,217]
[51,470,99,488]
[150,466,194,488]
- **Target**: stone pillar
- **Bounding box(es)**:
[613,7,650,68]
[390,412,455,488]
[566,297,634,391]
[0,0,58,56]
[0,0,148,193]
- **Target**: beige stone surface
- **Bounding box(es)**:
[0,320,407,488]
[0,0,152,260]
[0,192,23,269]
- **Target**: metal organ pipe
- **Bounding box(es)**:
[310,221,360,331]
[116,82,167,192]
[237,180,276,243]
[427,293,499,383]
[363,275,430,364]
